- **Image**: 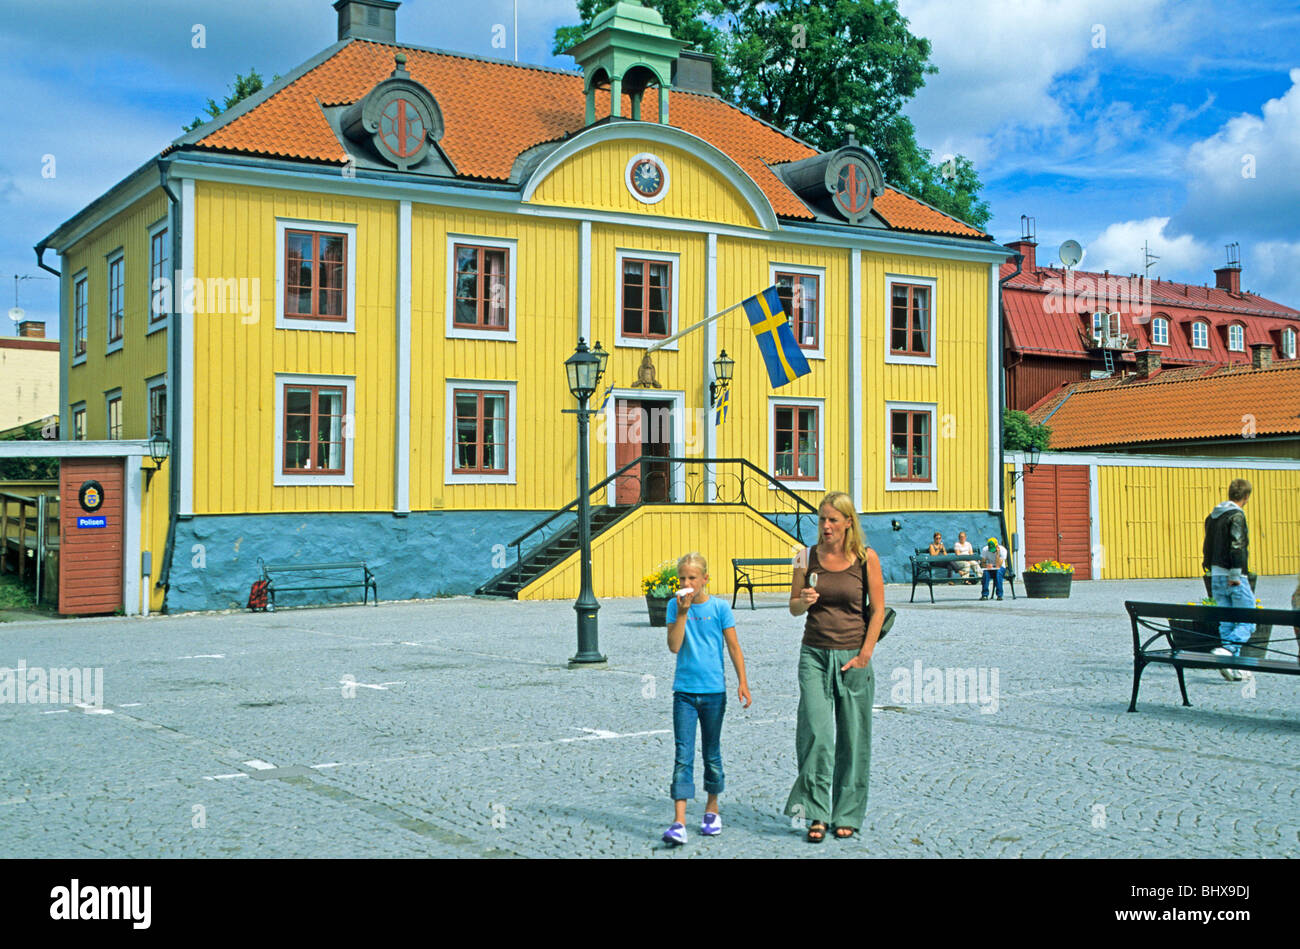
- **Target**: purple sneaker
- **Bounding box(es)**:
[700,812,722,836]
[662,822,687,845]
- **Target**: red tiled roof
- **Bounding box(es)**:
[188,40,985,238]
[1025,361,1300,449]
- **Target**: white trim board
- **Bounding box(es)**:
[1005,450,1300,471]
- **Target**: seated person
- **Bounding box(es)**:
[953,531,977,582]
[928,532,958,577]
[980,537,1007,601]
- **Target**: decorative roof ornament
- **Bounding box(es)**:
[567,1,688,126]
[341,52,444,171]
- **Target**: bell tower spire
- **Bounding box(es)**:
[566,1,688,126]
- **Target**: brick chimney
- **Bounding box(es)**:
[1006,239,1036,271]
[1250,342,1272,369]
[334,0,399,43]
[17,320,45,338]
[1134,349,1161,379]
[1215,264,1241,293]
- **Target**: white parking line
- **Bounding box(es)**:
[179,654,225,660]
[243,759,276,770]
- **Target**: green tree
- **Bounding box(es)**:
[1002,408,1050,452]
[0,420,59,480]
[554,0,989,229]
[184,69,274,132]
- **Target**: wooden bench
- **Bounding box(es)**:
[909,551,1016,603]
[1124,601,1300,712]
[731,557,792,610]
[258,558,378,610]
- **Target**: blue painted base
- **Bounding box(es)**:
[766,510,1006,585]
[163,510,553,613]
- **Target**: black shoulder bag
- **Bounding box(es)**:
[862,552,897,642]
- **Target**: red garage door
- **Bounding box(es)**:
[59,458,125,614]
[1023,464,1093,580]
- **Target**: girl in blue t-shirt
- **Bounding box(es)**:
[662,552,752,845]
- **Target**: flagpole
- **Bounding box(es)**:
[647,299,748,352]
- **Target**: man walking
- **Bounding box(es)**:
[1203,478,1254,681]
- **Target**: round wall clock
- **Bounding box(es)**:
[626,153,669,204]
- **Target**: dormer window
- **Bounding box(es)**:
[1191,321,1209,349]
[1282,327,1296,359]
[1227,324,1244,352]
[1151,316,1169,346]
[341,53,444,172]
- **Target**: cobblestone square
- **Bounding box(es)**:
[1,577,1296,858]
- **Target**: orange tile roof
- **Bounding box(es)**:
[1026,361,1300,449]
[187,40,985,238]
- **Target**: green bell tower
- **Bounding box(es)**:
[567,0,689,126]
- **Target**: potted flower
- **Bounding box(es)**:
[1022,560,1073,598]
[641,561,680,626]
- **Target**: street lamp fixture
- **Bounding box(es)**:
[146,432,170,486]
[709,349,734,405]
[590,340,609,384]
[1009,443,1041,489]
[563,338,607,666]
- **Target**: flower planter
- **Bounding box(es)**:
[645,595,671,627]
[1022,572,1072,598]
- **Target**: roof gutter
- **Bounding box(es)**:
[155,158,182,602]
[996,252,1024,559]
[34,244,60,278]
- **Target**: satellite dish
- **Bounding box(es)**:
[1059,240,1083,268]
[7,307,24,322]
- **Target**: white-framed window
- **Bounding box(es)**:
[444,379,517,485]
[275,218,357,333]
[770,263,825,360]
[146,374,168,438]
[445,234,517,342]
[147,218,169,333]
[1191,321,1209,349]
[615,249,679,350]
[1151,316,1169,346]
[106,249,124,354]
[105,388,123,440]
[768,396,824,491]
[70,402,86,441]
[885,400,938,491]
[885,274,937,366]
[1283,327,1297,359]
[1091,311,1104,342]
[72,269,88,365]
[273,373,355,486]
[1227,323,1244,352]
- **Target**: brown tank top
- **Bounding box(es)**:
[802,546,866,650]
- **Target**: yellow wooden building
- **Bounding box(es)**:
[36,0,1013,612]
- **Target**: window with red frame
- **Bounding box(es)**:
[453,389,508,474]
[283,385,347,473]
[890,410,931,482]
[775,272,819,349]
[150,228,169,323]
[107,255,124,342]
[73,276,87,356]
[890,283,931,356]
[621,258,671,338]
[285,230,346,321]
[453,244,509,329]
[774,405,818,481]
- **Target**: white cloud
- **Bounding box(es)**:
[1084,217,1214,278]
[1178,68,1300,239]
[1246,239,1300,306]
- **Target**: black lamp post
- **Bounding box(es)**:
[708,349,734,406]
[563,338,607,665]
[146,432,170,487]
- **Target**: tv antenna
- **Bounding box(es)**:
[3,274,49,323]
[1143,240,1160,279]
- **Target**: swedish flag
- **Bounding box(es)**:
[714,387,730,426]
[742,286,811,388]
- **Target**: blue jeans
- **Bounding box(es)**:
[671,691,725,801]
[981,567,1004,598]
[1211,574,1255,656]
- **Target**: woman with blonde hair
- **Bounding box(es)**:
[784,491,886,842]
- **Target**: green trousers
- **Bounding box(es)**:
[783,645,874,830]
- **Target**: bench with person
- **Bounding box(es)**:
[1125,600,1300,712]
[255,558,379,611]
[909,546,1017,603]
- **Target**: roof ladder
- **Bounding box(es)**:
[1103,348,1115,374]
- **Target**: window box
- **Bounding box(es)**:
[275,219,357,333]
[273,374,355,486]
[885,275,936,365]
[445,380,517,485]
[446,236,517,341]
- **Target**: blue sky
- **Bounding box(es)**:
[3,0,1299,337]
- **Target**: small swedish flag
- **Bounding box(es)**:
[742,286,811,388]
[598,385,612,412]
[714,387,730,426]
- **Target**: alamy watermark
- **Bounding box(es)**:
[0,660,103,707]
[889,661,999,714]
[1043,270,1152,323]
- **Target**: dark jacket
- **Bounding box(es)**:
[1203,501,1249,578]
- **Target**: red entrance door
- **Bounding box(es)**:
[1023,464,1092,579]
[59,457,126,614]
[613,399,673,505]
